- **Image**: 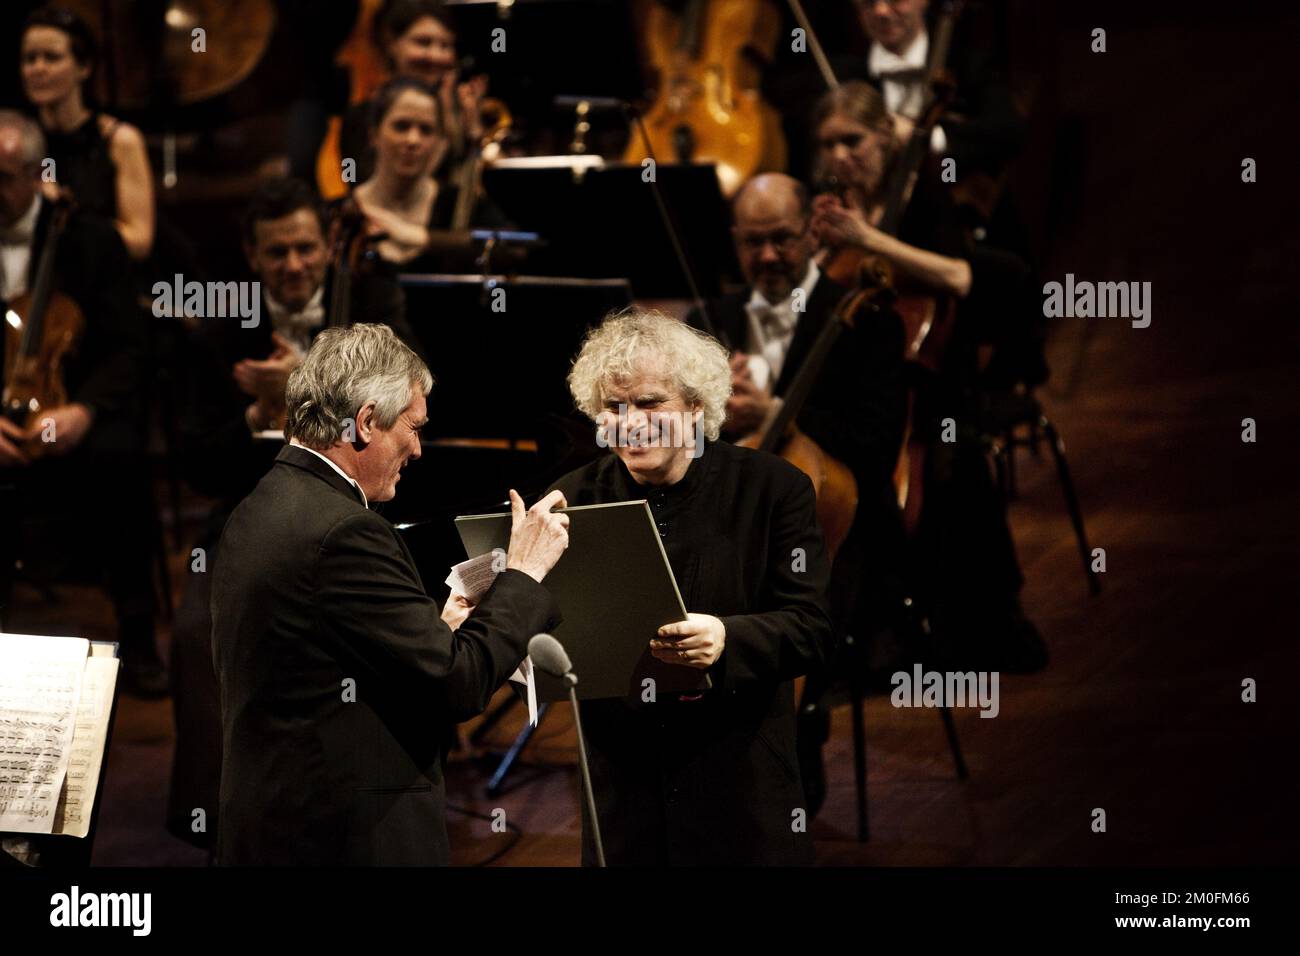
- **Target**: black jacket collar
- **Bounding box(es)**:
[275,443,367,507]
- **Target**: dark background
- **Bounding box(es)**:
[0,0,1295,866]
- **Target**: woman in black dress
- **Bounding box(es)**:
[20,5,154,261]
[552,309,835,865]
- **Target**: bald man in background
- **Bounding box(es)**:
[686,172,906,815]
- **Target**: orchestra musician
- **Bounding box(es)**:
[809,80,1046,673]
[848,0,1047,389]
[549,309,834,865]
[0,0,1066,867]
[338,0,487,191]
[0,109,164,696]
[809,81,973,300]
[180,174,423,486]
[845,0,1024,205]
[210,323,570,864]
[686,171,907,814]
[19,5,154,262]
[353,77,508,269]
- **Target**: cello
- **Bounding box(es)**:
[2,190,85,460]
[624,0,788,197]
[733,293,867,563]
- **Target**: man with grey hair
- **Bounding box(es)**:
[210,323,570,865]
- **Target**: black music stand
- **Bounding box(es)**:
[394,272,631,443]
[481,162,741,298]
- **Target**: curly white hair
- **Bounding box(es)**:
[566,308,732,441]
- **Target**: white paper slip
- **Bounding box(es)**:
[507,657,539,727]
[444,550,505,605]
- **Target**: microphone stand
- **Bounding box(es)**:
[564,670,606,867]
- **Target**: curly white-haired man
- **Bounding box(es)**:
[552,308,835,866]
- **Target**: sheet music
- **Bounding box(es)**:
[0,634,89,834]
[51,655,119,838]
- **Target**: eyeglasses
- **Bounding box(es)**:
[735,226,808,254]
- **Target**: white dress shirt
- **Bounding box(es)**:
[265,286,326,355]
[867,30,949,156]
[0,195,41,300]
[289,439,368,508]
[744,260,821,390]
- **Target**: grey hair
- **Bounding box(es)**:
[567,308,732,441]
[284,323,433,449]
[0,109,47,168]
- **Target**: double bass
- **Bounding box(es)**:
[2,191,85,459]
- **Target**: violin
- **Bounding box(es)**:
[2,191,85,460]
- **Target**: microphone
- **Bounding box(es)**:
[528,632,573,684]
[527,634,605,867]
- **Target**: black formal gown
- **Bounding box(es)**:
[551,439,835,865]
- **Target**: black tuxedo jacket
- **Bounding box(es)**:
[211,444,560,865]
